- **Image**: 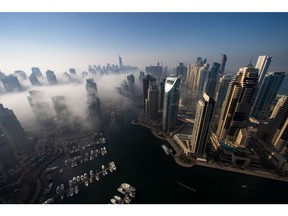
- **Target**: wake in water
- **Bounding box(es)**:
[173,179,196,193]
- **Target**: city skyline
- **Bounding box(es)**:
[0,13,288,75]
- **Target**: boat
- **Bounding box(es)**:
[124,196,132,204]
[242,185,248,188]
[69,180,73,187]
[77,176,80,183]
[114,195,122,202]
[110,198,117,204]
[161,144,172,155]
[117,187,126,195]
[121,183,136,192]
[43,198,54,204]
[129,191,136,198]
[72,177,76,185]
[74,185,79,195]
[84,173,87,180]
[69,187,74,197]
[101,165,105,170]
[85,181,89,187]
[56,186,60,195]
[80,175,84,182]
[45,182,53,194]
[89,177,93,184]
[59,168,64,174]
[90,170,94,177]
[95,173,100,181]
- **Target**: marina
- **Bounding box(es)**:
[43,161,117,203]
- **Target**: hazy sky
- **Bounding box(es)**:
[0,13,288,75]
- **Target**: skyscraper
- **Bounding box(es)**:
[217,64,258,141]
[197,63,210,101]
[176,63,187,79]
[143,74,156,112]
[255,55,272,88]
[118,54,123,68]
[257,96,288,148]
[162,77,180,131]
[27,90,54,128]
[52,96,70,124]
[0,104,29,151]
[145,80,159,120]
[29,73,41,86]
[14,70,27,80]
[46,70,58,85]
[31,67,43,78]
[219,54,227,75]
[69,68,76,74]
[1,75,22,92]
[251,72,285,120]
[190,93,215,157]
[86,79,101,124]
[205,62,221,99]
[145,64,162,83]
[0,134,18,174]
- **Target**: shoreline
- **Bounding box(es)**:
[132,119,288,183]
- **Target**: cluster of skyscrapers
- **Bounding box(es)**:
[141,55,287,172]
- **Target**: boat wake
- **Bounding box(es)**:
[173,179,196,193]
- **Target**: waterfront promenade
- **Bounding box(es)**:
[132,119,288,183]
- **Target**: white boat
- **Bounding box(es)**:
[90,170,94,177]
[84,173,87,180]
[45,182,53,194]
[121,183,136,192]
[101,165,105,170]
[80,175,84,182]
[161,144,172,155]
[77,176,80,183]
[117,187,126,195]
[85,181,89,187]
[124,196,132,204]
[110,198,117,204]
[56,186,60,195]
[69,180,73,187]
[72,177,76,185]
[74,185,79,195]
[114,195,122,202]
[43,198,54,204]
[129,191,136,198]
[59,168,64,174]
[69,187,74,197]
[242,185,248,188]
[89,177,93,184]
[95,174,100,181]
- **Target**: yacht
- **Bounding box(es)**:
[69,180,73,187]
[59,168,64,174]
[95,173,100,181]
[161,144,172,155]
[124,196,132,204]
[74,185,79,195]
[85,180,89,187]
[114,195,122,202]
[77,176,80,183]
[110,198,117,204]
[80,175,84,182]
[90,170,94,177]
[43,198,54,204]
[69,187,74,197]
[45,182,53,194]
[89,177,93,184]
[117,187,126,195]
[121,183,136,192]
[84,173,88,180]
[56,186,60,195]
[129,191,136,198]
[72,177,77,185]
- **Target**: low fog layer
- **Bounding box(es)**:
[0,71,139,131]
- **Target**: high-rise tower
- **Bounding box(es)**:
[255,55,272,88]
[219,54,227,75]
[0,104,29,151]
[162,77,180,131]
[190,93,215,157]
[205,62,221,99]
[216,64,258,141]
[46,70,58,85]
[251,72,285,120]
[145,80,159,120]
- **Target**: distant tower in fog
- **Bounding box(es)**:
[255,55,272,88]
[162,77,180,131]
[69,68,76,74]
[31,67,43,78]
[86,79,101,124]
[217,64,258,142]
[143,74,157,113]
[27,90,54,128]
[118,54,123,68]
[46,70,58,85]
[1,75,22,92]
[190,93,215,157]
